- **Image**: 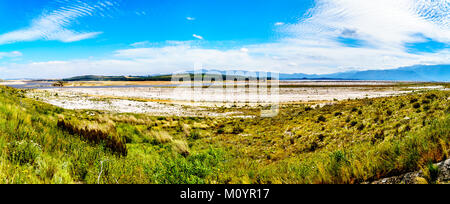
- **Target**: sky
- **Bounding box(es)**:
[0,0,449,79]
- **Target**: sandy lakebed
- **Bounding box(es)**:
[23,80,447,117]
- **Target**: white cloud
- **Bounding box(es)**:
[109,0,450,74]
[186,17,196,21]
[274,22,285,26]
[2,40,448,79]
[0,51,22,59]
[240,48,249,53]
[286,0,450,49]
[193,34,204,40]
[0,0,117,45]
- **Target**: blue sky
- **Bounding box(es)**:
[0,0,448,79]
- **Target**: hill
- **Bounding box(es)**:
[0,85,449,183]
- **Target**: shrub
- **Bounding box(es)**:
[217,128,225,134]
[317,115,326,122]
[413,103,421,109]
[373,130,385,141]
[232,126,244,134]
[334,112,343,117]
[426,94,437,100]
[357,124,365,131]
[386,110,393,116]
[309,141,319,152]
[318,134,325,142]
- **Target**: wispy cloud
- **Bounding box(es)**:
[0,51,22,59]
[1,0,449,78]
[0,0,118,45]
[186,17,196,21]
[193,34,204,40]
[111,0,450,74]
[135,11,147,16]
[274,22,285,26]
[130,41,152,48]
[286,0,450,49]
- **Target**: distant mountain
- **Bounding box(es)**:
[61,64,449,82]
[279,65,450,82]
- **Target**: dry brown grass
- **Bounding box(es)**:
[172,140,190,157]
[57,118,127,156]
[151,130,173,144]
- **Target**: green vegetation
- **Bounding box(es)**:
[0,85,448,184]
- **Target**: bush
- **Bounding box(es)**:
[357,124,365,131]
[317,115,326,122]
[232,126,244,134]
[334,112,343,117]
[410,98,418,103]
[386,110,393,116]
[413,103,421,109]
[217,128,225,134]
[426,94,437,100]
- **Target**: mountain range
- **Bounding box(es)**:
[278,65,449,82]
[59,64,449,82]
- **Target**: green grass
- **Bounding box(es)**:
[0,85,448,184]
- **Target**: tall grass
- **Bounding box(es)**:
[0,85,448,184]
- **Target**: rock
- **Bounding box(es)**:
[371,159,450,184]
